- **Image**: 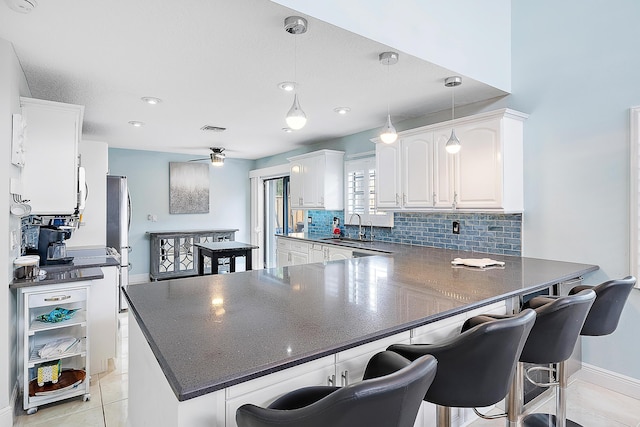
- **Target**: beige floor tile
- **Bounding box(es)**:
[17,406,105,427]
[100,372,128,405]
[14,382,101,426]
[104,399,127,427]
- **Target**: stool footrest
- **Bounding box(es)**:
[525,366,558,388]
[522,413,583,427]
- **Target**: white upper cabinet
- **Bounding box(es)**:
[288,150,345,210]
[20,97,84,215]
[374,109,527,213]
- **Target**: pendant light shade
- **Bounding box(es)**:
[445,129,461,154]
[286,93,307,130]
[379,52,398,144]
[445,76,462,154]
[380,114,398,144]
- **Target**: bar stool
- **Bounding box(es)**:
[463,289,596,427]
[367,308,536,427]
[236,354,437,427]
[521,276,635,426]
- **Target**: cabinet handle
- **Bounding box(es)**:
[433,192,437,206]
[341,370,349,386]
[320,196,324,206]
[453,192,458,209]
[402,193,407,205]
[44,295,71,302]
[395,193,400,206]
[327,374,336,386]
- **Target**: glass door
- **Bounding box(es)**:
[264,177,289,268]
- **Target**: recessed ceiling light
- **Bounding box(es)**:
[334,107,351,115]
[277,82,297,92]
[128,121,145,127]
[282,127,293,133]
[141,96,162,105]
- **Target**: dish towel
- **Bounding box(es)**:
[451,258,506,268]
[38,337,80,358]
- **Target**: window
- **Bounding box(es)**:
[344,157,394,227]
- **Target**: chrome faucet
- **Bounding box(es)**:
[348,213,365,240]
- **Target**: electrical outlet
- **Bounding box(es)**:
[307,216,312,224]
[452,221,460,234]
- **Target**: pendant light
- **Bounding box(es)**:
[379,52,399,144]
[284,16,308,130]
[445,76,462,154]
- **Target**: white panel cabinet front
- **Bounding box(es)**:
[287,150,345,210]
[20,97,84,215]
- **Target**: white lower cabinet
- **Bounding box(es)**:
[89,266,118,374]
[17,282,92,414]
[276,238,309,267]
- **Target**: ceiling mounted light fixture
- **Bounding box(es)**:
[141,96,162,105]
[445,76,462,154]
[333,107,351,115]
[379,52,399,144]
[284,16,308,130]
[209,147,226,167]
[277,82,296,92]
[128,120,145,127]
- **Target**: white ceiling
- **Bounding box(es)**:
[0,0,507,160]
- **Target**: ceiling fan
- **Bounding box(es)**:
[189,147,226,167]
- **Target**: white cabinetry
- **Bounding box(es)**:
[20,97,84,215]
[375,109,527,212]
[288,150,345,210]
[376,134,435,209]
[276,238,309,267]
[89,266,118,374]
[17,282,92,414]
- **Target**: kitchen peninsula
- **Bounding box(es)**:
[125,243,597,427]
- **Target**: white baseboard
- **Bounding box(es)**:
[129,273,151,285]
[0,384,16,427]
[578,362,640,400]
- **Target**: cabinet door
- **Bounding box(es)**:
[455,119,503,209]
[301,156,322,208]
[289,162,303,209]
[290,251,309,265]
[89,266,118,375]
[375,141,401,208]
[21,99,82,215]
[327,246,352,261]
[433,128,456,208]
[309,244,326,263]
[402,134,434,208]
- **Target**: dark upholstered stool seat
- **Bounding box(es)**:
[463,289,596,427]
[236,354,437,427]
[365,309,536,427]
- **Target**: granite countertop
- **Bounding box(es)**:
[124,246,598,402]
[10,247,116,289]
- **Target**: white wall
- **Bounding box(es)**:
[67,140,108,248]
[271,0,512,92]
[0,38,31,427]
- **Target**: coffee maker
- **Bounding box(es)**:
[38,226,74,265]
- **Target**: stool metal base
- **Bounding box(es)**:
[522,413,583,427]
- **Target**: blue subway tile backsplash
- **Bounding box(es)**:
[307,210,522,256]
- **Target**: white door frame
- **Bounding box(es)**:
[249,163,290,269]
[630,106,640,282]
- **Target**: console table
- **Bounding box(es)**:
[148,229,238,281]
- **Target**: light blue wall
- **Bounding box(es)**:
[108,148,254,277]
[508,0,640,380]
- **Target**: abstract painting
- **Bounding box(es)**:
[169,162,210,214]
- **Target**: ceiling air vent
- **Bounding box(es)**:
[200,125,227,132]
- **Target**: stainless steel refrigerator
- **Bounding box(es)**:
[107,175,131,312]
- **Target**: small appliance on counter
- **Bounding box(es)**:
[37,226,74,265]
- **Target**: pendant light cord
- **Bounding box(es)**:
[451,84,455,121]
[386,60,391,117]
[293,35,298,93]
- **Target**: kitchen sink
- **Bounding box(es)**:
[320,237,370,243]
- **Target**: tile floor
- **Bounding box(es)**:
[12,313,640,426]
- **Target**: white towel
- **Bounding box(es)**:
[38,337,80,358]
[451,258,506,268]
